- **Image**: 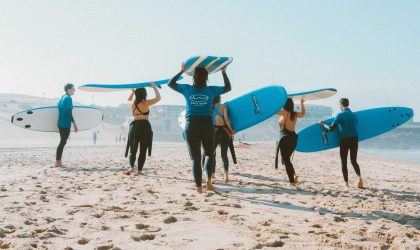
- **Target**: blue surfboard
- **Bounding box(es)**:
[177,86,288,133]
[226,86,287,132]
[78,77,182,92]
[296,107,414,152]
[184,56,233,76]
[288,88,337,101]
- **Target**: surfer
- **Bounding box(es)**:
[169,64,231,193]
[125,82,161,175]
[319,98,363,189]
[275,98,305,186]
[211,96,236,183]
[55,83,78,167]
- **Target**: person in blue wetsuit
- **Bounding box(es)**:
[319,98,364,189]
[169,64,231,193]
[211,96,236,183]
[55,83,78,167]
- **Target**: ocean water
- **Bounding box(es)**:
[360,148,420,164]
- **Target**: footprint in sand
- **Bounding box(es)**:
[135,224,149,230]
[95,244,114,250]
[77,238,89,245]
[131,234,156,241]
[163,216,177,224]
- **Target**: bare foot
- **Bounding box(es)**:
[196,187,203,194]
[294,175,299,184]
[135,171,143,176]
[211,173,216,180]
[224,171,229,183]
[124,169,133,175]
[206,181,215,191]
[55,160,62,167]
[345,181,349,188]
[357,178,364,189]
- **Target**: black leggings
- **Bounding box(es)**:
[185,116,214,187]
[275,132,297,183]
[339,137,361,182]
[56,128,70,160]
[212,127,230,173]
[128,120,152,171]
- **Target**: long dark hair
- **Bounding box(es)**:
[213,96,221,108]
[193,68,208,89]
[283,98,296,121]
[134,88,147,106]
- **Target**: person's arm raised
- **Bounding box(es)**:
[168,64,185,91]
[297,99,306,118]
[143,82,161,106]
[221,68,231,94]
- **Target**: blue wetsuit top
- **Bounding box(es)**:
[169,71,231,119]
[324,108,358,139]
[212,103,226,126]
[57,94,74,129]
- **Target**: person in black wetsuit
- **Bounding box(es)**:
[211,96,235,183]
[169,64,231,193]
[319,98,363,189]
[125,82,161,176]
[275,98,305,186]
[55,83,78,167]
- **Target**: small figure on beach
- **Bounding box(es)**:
[169,64,231,193]
[276,98,305,186]
[124,82,161,176]
[92,130,97,145]
[319,98,364,189]
[55,83,78,167]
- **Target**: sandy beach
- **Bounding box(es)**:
[0,141,419,249]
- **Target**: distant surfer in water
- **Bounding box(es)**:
[169,64,231,193]
[276,98,305,186]
[319,98,363,189]
[125,82,160,176]
[211,96,236,183]
[55,83,78,167]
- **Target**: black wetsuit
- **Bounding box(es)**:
[126,106,153,171]
[56,128,70,161]
[275,125,298,183]
[56,109,74,161]
[168,70,231,187]
[212,126,231,173]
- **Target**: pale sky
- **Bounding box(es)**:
[1,0,419,120]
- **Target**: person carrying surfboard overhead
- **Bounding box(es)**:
[55,83,78,168]
[319,98,363,189]
[124,82,161,176]
[211,96,236,183]
[169,64,231,194]
[276,98,305,186]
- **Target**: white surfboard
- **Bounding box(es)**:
[178,110,186,130]
[11,106,103,132]
[288,88,337,101]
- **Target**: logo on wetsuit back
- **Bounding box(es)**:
[189,95,209,106]
[252,95,262,116]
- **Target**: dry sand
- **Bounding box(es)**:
[0,142,419,249]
